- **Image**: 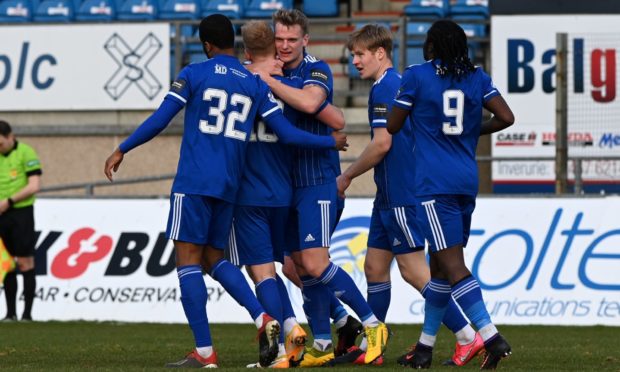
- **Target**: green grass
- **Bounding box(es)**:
[0,322,618,371]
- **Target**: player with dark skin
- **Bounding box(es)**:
[105,14,346,369]
[387,20,514,369]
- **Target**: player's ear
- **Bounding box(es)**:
[302,33,309,47]
[244,49,251,61]
[376,47,386,61]
[203,41,213,58]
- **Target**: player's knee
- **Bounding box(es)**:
[16,258,35,272]
[364,260,389,282]
[299,249,330,277]
[400,270,428,292]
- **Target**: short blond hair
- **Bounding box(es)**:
[242,20,276,57]
[347,24,393,58]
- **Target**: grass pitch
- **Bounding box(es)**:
[0,321,618,371]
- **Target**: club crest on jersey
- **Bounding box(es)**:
[215,64,228,75]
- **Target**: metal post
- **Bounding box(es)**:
[574,158,583,195]
[555,33,569,195]
[173,21,183,78]
[399,16,407,73]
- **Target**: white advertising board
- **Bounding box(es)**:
[0,24,169,110]
[1,198,619,325]
[491,15,620,184]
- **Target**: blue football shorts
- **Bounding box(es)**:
[367,206,425,255]
[165,193,234,249]
[415,195,476,253]
[290,182,338,250]
[227,205,289,266]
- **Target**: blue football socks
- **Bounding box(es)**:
[420,278,452,347]
[256,277,284,343]
[210,259,263,321]
[367,281,391,322]
[301,275,332,344]
[177,265,212,347]
[421,281,468,334]
[275,274,297,321]
[318,262,377,326]
[452,275,498,341]
[330,294,349,326]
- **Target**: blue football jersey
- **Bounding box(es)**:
[166,54,281,202]
[393,61,500,196]
[284,53,338,187]
[235,76,302,207]
[368,68,416,209]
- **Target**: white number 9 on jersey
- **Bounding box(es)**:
[199,88,252,141]
[442,89,464,135]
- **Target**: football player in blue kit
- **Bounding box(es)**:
[387,20,515,369]
[252,9,387,366]
[104,14,347,369]
[337,24,483,367]
[231,20,348,368]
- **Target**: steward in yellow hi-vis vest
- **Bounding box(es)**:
[0,120,42,322]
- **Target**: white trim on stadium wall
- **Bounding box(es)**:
[0,24,169,110]
[1,198,618,326]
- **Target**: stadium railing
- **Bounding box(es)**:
[40,155,620,197]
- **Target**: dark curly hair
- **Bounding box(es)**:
[424,20,475,80]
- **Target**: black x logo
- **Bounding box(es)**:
[104,32,163,100]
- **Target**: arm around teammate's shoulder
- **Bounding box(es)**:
[272,79,326,114]
[263,110,341,149]
[480,95,515,136]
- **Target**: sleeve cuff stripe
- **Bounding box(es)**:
[395,99,412,106]
[304,80,330,91]
[262,106,280,117]
[167,92,187,103]
[484,90,499,98]
[372,119,387,123]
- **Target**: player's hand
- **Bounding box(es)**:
[332,131,348,151]
[104,148,124,182]
[336,175,351,199]
[268,59,284,76]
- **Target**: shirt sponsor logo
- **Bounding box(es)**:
[171,79,186,93]
[372,104,388,118]
[215,64,228,75]
[310,69,328,84]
